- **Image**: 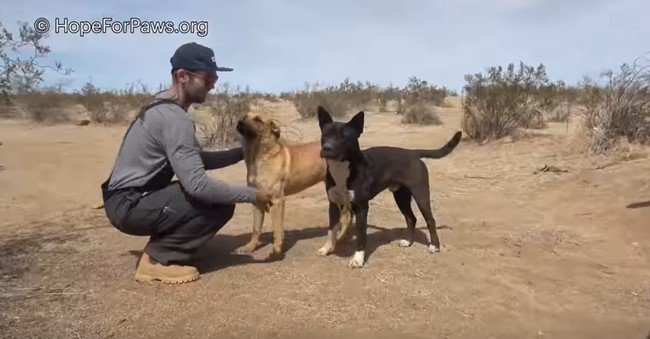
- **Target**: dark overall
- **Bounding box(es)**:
[101,100,235,265]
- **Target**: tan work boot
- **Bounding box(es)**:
[134,252,200,284]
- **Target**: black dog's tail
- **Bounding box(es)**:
[412,131,462,159]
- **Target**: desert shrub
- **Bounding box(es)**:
[10,90,74,123]
[290,83,351,118]
[547,102,571,123]
[395,77,447,125]
[544,81,576,123]
[377,84,400,112]
[461,62,552,143]
[399,77,447,107]
[198,84,253,148]
[400,100,441,125]
[289,77,449,119]
[337,78,379,109]
[581,56,650,154]
[78,82,150,125]
[536,84,562,115]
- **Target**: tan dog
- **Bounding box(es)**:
[236,112,352,258]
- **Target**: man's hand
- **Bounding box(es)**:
[255,190,273,211]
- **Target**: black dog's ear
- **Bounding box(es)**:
[348,111,364,135]
[317,106,333,129]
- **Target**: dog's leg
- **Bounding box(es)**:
[411,184,441,253]
[349,201,369,268]
[393,187,417,247]
[269,197,286,259]
[237,204,265,254]
[335,203,353,242]
[318,201,340,256]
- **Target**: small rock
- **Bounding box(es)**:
[76,119,90,126]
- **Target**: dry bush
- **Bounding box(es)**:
[290,83,350,119]
[581,56,650,154]
[547,102,572,123]
[399,77,447,107]
[396,77,447,125]
[378,84,400,112]
[77,82,150,125]
[540,81,580,123]
[289,78,448,119]
[9,91,75,124]
[461,62,552,143]
[337,78,379,109]
[291,79,405,118]
[399,100,441,125]
[197,84,253,148]
[80,93,149,125]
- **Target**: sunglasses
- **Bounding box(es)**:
[187,71,218,86]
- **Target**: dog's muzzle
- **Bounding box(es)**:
[320,145,335,159]
[236,120,256,138]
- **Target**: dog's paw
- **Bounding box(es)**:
[348,251,365,268]
[317,244,334,256]
[268,250,285,261]
[428,244,441,253]
[396,239,413,247]
[236,242,258,254]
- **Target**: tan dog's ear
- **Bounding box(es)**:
[271,120,281,138]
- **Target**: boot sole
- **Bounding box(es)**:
[135,272,200,284]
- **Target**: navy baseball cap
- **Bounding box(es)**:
[170,42,233,75]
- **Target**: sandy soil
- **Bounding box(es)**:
[1,100,649,338]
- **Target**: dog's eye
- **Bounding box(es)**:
[254,116,262,122]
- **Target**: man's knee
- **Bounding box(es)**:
[224,203,236,217]
[199,203,236,231]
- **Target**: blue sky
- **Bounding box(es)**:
[1,0,648,94]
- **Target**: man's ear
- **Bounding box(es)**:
[317,106,333,130]
[175,69,189,84]
[348,111,364,135]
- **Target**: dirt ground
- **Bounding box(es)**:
[1,99,649,338]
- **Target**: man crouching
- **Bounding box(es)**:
[101,42,271,284]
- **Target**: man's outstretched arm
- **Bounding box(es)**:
[200,147,243,170]
[157,113,257,205]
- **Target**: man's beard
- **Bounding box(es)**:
[188,90,207,103]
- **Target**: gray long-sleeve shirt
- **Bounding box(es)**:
[106,98,257,205]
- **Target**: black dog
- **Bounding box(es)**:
[316,106,462,268]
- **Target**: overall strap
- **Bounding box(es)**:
[101,98,185,195]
